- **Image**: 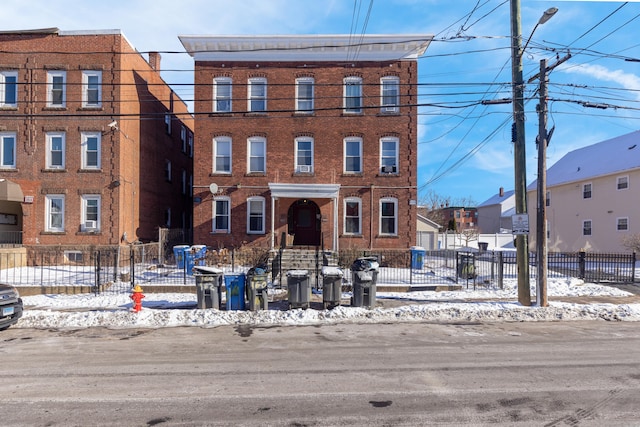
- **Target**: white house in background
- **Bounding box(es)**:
[477,188,515,234]
[527,130,640,253]
[416,214,441,250]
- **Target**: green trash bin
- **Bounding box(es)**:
[193,266,223,309]
[246,269,269,311]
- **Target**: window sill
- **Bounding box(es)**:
[78,106,103,111]
[377,234,399,239]
[78,168,102,173]
[376,173,400,177]
[292,112,315,117]
[0,106,18,111]
[340,234,364,239]
[341,111,363,116]
[209,112,233,117]
[244,112,268,117]
[341,173,364,177]
[210,172,232,176]
[41,231,66,235]
[78,230,101,235]
[210,230,230,235]
[293,172,314,177]
[42,168,67,173]
[245,172,266,177]
[42,107,67,111]
[377,110,400,116]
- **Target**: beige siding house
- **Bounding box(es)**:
[527,130,640,253]
[477,188,515,234]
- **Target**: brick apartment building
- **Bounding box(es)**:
[0,28,193,248]
[180,34,432,251]
[438,206,479,231]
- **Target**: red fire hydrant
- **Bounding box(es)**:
[130,285,145,312]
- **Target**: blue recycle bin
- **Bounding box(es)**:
[173,245,190,269]
[410,246,425,270]
[185,245,207,276]
[225,273,246,310]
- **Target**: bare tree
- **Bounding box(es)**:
[621,233,640,253]
[459,226,479,248]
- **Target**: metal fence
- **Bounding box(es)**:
[1,245,636,293]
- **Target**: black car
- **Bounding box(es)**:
[0,283,23,330]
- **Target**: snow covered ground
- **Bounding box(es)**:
[14,276,640,329]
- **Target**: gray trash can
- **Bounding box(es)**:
[351,257,379,308]
[321,266,343,309]
[193,266,223,309]
[286,269,311,309]
[246,268,269,311]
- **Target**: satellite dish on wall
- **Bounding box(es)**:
[209,183,219,194]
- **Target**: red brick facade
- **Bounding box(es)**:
[182,35,430,251]
[0,29,193,247]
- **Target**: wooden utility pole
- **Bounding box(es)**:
[536,58,548,307]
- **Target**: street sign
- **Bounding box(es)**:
[512,214,530,235]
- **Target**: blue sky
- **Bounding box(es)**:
[2,0,639,206]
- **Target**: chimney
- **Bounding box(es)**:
[499,187,504,197]
[148,52,161,71]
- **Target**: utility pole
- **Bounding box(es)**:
[510,0,531,306]
[536,58,548,307]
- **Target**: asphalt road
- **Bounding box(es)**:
[1,321,639,426]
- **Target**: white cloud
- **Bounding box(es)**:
[562,63,640,101]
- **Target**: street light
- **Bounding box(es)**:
[510,1,557,306]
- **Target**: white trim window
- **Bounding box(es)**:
[380,76,400,112]
[295,77,314,112]
[344,137,362,174]
[247,196,265,234]
[380,198,398,236]
[344,197,362,235]
[248,78,267,112]
[81,195,100,232]
[380,137,399,174]
[0,70,18,107]
[1,132,16,169]
[81,132,101,169]
[213,77,232,113]
[582,183,592,199]
[344,76,362,113]
[213,196,231,233]
[47,70,66,107]
[248,136,266,173]
[617,176,629,190]
[82,70,102,107]
[546,191,551,207]
[164,113,172,134]
[46,132,65,169]
[213,136,232,174]
[45,194,65,232]
[617,217,629,231]
[583,219,592,236]
[295,137,313,173]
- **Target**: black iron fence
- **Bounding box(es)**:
[1,245,636,293]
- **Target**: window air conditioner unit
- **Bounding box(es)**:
[381,165,397,174]
[383,106,398,113]
[85,220,97,230]
[298,165,312,173]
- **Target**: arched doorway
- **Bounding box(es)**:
[287,199,321,246]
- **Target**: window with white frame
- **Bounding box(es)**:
[295,77,314,112]
[380,198,398,236]
[617,217,629,231]
[295,137,313,173]
[81,195,100,231]
[546,191,551,207]
[380,137,398,174]
[583,183,592,199]
[344,197,362,235]
[213,77,232,113]
[248,78,267,112]
[380,76,399,112]
[46,132,65,169]
[248,137,266,173]
[344,137,362,174]
[617,176,629,190]
[81,132,101,169]
[213,136,232,174]
[82,70,101,107]
[47,70,66,107]
[0,132,16,169]
[0,70,18,107]
[213,196,231,233]
[247,196,265,234]
[583,220,592,236]
[45,194,65,232]
[344,76,362,113]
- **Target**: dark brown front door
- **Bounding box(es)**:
[288,199,321,246]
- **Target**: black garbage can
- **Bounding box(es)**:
[321,266,344,309]
[457,252,476,279]
[286,270,311,309]
[350,257,379,308]
[246,268,269,311]
[193,266,224,309]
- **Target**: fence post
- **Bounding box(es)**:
[498,251,504,290]
[632,252,637,283]
[130,245,135,287]
[578,251,586,279]
[94,251,101,295]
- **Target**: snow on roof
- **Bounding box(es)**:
[529,130,640,189]
[478,189,515,207]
